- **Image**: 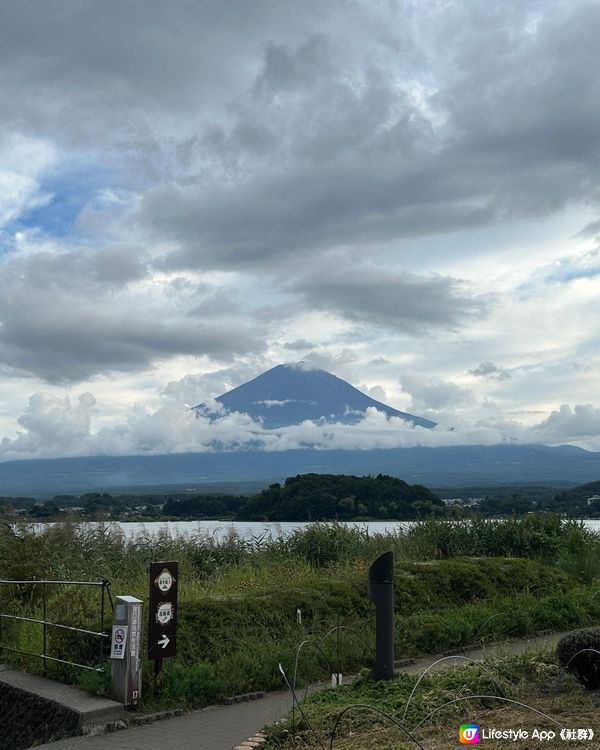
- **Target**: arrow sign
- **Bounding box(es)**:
[158,635,170,650]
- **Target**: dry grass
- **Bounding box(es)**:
[266,651,600,750]
[271,696,600,749]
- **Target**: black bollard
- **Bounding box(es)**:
[368,551,395,680]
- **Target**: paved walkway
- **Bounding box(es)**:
[36,632,564,750]
[36,693,294,750]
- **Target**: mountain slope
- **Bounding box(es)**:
[198,362,436,429]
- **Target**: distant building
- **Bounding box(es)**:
[587,495,600,507]
[441,497,482,508]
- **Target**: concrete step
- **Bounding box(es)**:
[0,665,124,748]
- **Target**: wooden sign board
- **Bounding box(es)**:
[148,561,178,660]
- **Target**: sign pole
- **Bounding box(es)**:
[368,551,395,681]
[154,658,163,694]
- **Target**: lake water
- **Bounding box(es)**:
[75,519,414,542]
[34,518,600,542]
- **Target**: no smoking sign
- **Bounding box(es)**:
[110,625,128,660]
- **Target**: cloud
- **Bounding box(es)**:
[0,134,56,228]
[4,379,600,461]
[359,384,388,402]
[576,218,600,238]
[531,404,600,447]
[284,339,316,351]
[295,265,484,333]
[0,246,265,382]
[469,362,511,381]
[1,392,96,456]
[400,373,473,412]
[162,364,267,405]
[0,306,264,383]
[128,2,600,275]
[3,3,600,273]
[251,34,333,96]
[3,243,149,292]
[0,391,517,461]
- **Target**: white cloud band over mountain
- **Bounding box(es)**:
[2,386,600,462]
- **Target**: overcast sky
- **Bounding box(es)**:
[2,0,600,460]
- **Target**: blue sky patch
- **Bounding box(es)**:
[9,161,115,240]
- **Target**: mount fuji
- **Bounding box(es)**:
[195,362,436,429]
[2,364,600,495]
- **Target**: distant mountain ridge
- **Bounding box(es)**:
[195,362,436,429]
[1,444,599,496]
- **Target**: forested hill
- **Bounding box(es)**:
[236,473,443,521]
[552,480,600,515]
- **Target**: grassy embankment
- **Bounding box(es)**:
[1,515,600,712]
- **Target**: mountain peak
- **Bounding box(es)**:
[196,363,436,429]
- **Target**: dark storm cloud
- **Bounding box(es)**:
[0,248,264,382]
[251,34,333,96]
[134,1,600,273]
[284,339,317,351]
[5,244,149,291]
[0,0,319,144]
[294,265,484,333]
[469,362,511,381]
[0,303,264,383]
[4,1,600,275]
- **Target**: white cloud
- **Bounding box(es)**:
[0,134,55,227]
[400,373,473,412]
[3,386,600,462]
[531,404,600,449]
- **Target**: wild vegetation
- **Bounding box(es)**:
[1,514,600,713]
[266,647,600,749]
[557,627,600,689]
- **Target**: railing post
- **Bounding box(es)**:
[99,583,105,671]
[368,551,395,681]
[42,582,47,674]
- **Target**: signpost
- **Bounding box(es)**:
[111,596,143,705]
[148,561,178,685]
[368,551,394,681]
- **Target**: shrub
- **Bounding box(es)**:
[557,627,600,689]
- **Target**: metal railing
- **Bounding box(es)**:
[0,579,112,672]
